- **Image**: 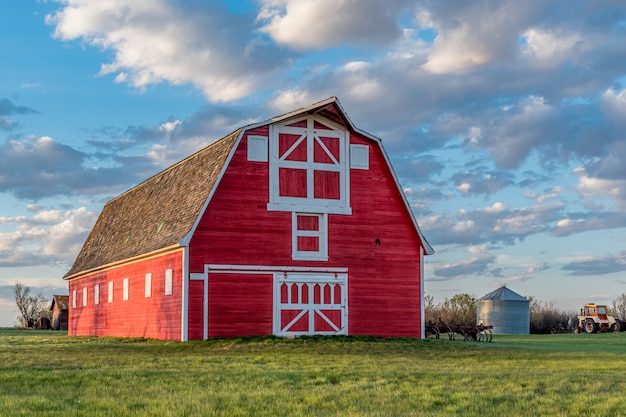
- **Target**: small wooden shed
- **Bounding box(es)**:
[50,295,69,330]
[64,97,433,341]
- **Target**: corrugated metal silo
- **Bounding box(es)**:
[476,286,529,334]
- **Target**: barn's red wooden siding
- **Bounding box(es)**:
[68,250,183,340]
[207,273,273,337]
[187,280,204,340]
[189,127,423,338]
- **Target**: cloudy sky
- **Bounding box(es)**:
[1,0,626,326]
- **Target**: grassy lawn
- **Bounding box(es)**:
[1,329,626,416]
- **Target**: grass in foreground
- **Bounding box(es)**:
[1,329,626,416]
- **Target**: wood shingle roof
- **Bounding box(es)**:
[64,129,240,279]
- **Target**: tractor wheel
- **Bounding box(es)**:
[611,322,620,332]
[585,318,598,334]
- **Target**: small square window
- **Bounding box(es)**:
[350,144,369,170]
[247,135,268,162]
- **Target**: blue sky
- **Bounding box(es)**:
[1,0,626,326]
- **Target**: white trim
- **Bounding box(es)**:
[123,278,129,301]
[64,245,181,281]
[94,284,100,305]
[205,264,347,274]
[82,287,87,307]
[190,272,208,340]
[181,249,189,341]
[72,289,76,309]
[420,246,425,339]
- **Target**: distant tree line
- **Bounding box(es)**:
[425,292,626,334]
[424,293,477,326]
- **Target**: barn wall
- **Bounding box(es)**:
[187,279,204,340]
[189,126,423,338]
[68,250,183,340]
[207,273,273,337]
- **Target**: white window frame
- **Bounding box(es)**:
[94,284,100,305]
[145,273,152,298]
[72,289,76,309]
[267,115,351,215]
[165,269,173,295]
[108,281,114,303]
[123,278,129,301]
[292,212,328,261]
[82,287,87,307]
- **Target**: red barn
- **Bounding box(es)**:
[65,97,433,341]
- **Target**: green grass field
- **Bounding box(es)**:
[1,329,625,416]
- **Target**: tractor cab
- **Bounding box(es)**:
[577,303,620,333]
[581,304,608,319]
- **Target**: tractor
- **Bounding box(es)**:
[575,303,622,333]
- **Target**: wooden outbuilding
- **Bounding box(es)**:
[65,97,433,341]
[50,295,69,330]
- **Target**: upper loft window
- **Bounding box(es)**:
[267,116,351,215]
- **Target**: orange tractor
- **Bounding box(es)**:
[575,303,624,333]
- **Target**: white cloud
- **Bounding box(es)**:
[0,206,96,267]
[521,28,590,68]
[576,172,626,208]
[47,0,288,102]
[420,2,530,74]
[257,0,405,50]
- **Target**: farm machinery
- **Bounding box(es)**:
[575,303,626,334]
[425,322,493,342]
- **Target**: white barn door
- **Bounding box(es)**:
[273,273,347,336]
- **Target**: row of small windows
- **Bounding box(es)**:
[72,269,173,308]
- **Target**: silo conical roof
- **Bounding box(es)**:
[478,286,528,302]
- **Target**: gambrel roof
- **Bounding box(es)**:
[65,97,433,279]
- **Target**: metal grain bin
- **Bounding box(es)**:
[476,286,529,334]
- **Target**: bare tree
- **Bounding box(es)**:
[527,295,576,334]
[610,293,626,319]
[13,281,48,328]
